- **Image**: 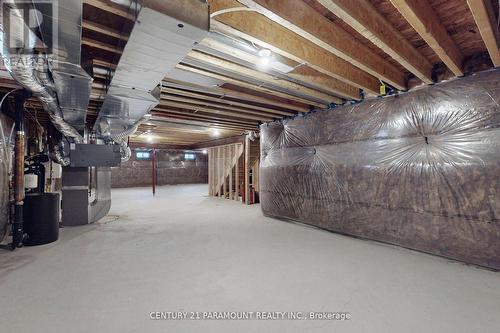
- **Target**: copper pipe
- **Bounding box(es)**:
[12,91,29,249]
[14,134,25,203]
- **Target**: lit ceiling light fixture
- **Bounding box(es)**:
[202,149,208,154]
[211,128,221,137]
[258,49,272,58]
[146,134,154,143]
[258,56,271,68]
[257,48,273,70]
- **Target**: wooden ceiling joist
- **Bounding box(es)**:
[82,37,123,54]
[152,109,258,130]
[149,120,251,133]
[153,115,256,132]
[176,63,325,108]
[186,50,341,104]
[209,0,380,96]
[150,115,254,130]
[467,0,500,67]
[316,0,434,84]
[82,20,129,41]
[160,94,281,119]
[191,135,246,149]
[236,0,407,90]
[142,129,234,137]
[84,31,320,111]
[163,79,309,113]
[390,0,464,76]
[5,0,498,146]
[93,59,118,70]
[152,119,254,133]
[159,99,273,122]
[154,108,258,127]
[82,1,314,143]
[199,37,359,100]
[162,87,294,117]
[83,0,136,21]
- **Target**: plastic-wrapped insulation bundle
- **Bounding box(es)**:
[260,69,500,270]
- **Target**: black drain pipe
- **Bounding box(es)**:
[12,90,29,250]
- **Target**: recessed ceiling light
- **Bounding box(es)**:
[211,128,221,137]
[258,56,271,67]
[258,49,272,58]
[257,49,273,70]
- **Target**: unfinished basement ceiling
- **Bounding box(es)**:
[0,0,498,147]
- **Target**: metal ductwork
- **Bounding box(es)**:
[95,0,210,160]
[0,0,92,165]
[42,0,93,134]
[88,168,112,224]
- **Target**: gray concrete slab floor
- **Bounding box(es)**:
[0,184,499,333]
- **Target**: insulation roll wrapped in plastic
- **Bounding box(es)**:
[260,69,500,270]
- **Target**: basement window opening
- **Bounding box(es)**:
[136,151,151,160]
[184,153,196,160]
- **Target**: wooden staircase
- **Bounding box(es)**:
[207,136,261,204]
[209,143,244,200]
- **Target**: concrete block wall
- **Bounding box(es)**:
[111,149,208,188]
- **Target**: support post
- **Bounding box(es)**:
[217,146,222,197]
[208,149,212,196]
[152,148,156,196]
[210,148,215,196]
[214,148,218,197]
[235,144,240,201]
[229,145,233,200]
[245,135,250,205]
[223,146,229,199]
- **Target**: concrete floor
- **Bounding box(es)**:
[0,184,499,333]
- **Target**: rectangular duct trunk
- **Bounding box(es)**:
[260,69,500,271]
[95,0,209,138]
[38,0,92,132]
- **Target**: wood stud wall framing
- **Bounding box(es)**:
[207,135,260,205]
[208,143,244,201]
